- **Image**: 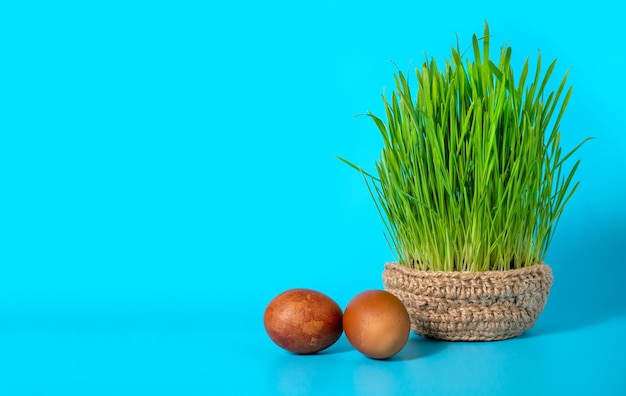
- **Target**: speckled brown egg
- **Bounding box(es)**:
[263,288,343,354]
[343,290,410,359]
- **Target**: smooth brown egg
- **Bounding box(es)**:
[343,290,410,359]
[264,288,343,354]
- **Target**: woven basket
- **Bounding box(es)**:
[382,263,553,341]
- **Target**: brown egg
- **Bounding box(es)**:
[343,290,410,359]
[264,288,343,354]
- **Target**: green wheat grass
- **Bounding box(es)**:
[339,22,591,272]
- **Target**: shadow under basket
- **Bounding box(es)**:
[382,263,553,341]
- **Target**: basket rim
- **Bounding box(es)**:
[384,262,552,280]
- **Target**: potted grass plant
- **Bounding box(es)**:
[339,22,591,341]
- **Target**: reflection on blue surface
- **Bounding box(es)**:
[354,361,399,395]
[277,360,313,395]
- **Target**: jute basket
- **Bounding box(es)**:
[382,263,553,341]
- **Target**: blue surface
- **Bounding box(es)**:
[1,1,625,395]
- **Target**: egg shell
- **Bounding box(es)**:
[264,288,343,354]
[343,290,410,359]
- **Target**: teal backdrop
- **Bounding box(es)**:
[1,1,625,395]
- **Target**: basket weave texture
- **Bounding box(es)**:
[382,263,553,341]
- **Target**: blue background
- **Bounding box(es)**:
[1,1,625,395]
